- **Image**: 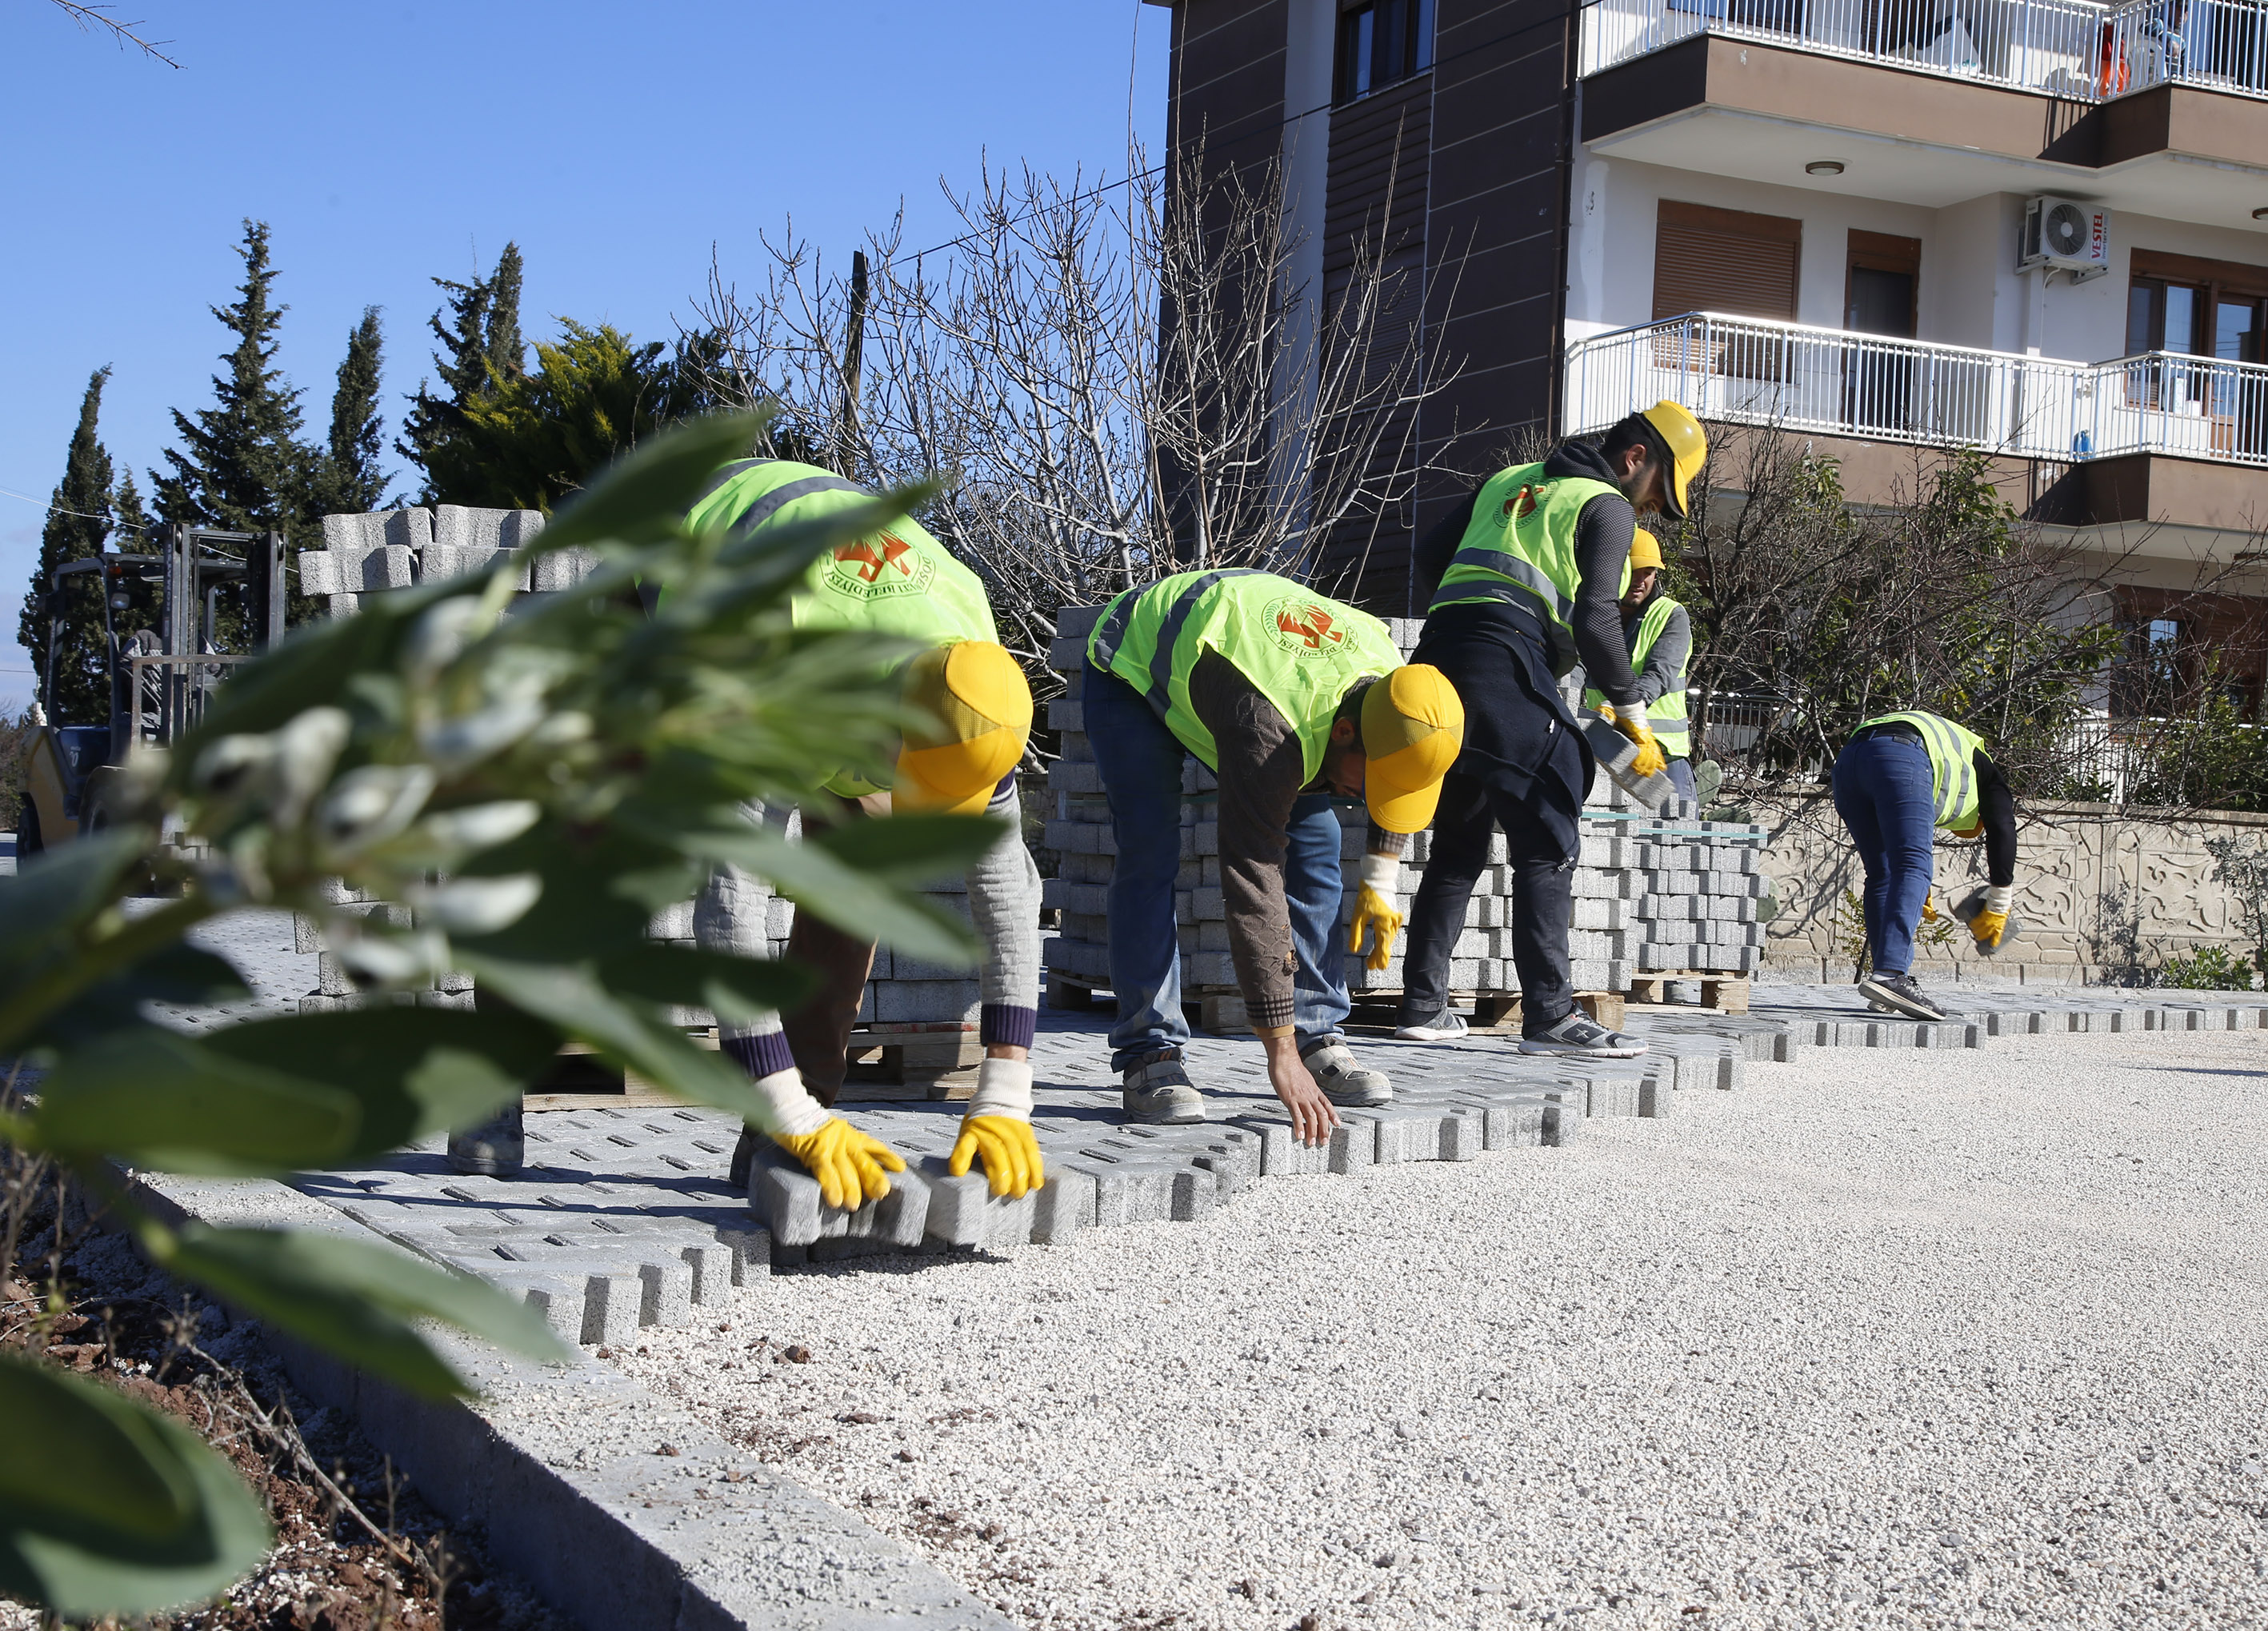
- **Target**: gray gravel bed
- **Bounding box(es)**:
[611,1029,2268,1631]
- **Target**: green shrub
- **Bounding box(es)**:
[2158,944,2258,990]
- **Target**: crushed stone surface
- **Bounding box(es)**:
[613,1028,2268,1630]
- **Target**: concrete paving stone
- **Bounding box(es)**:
[1328,1116,1377,1174]
[1637,1068,1670,1120]
[1029,1168,1096,1244]
[678,1242,737,1305]
[1586,1077,1641,1117]
[915,1156,1038,1250]
[1070,1161,1177,1227]
[638,1259,695,1327]
[1230,1117,1331,1177]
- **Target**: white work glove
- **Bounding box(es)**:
[751,1066,905,1208]
[950,1058,1043,1198]
[1984,885,2012,914]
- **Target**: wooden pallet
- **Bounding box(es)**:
[1624,974,1750,1013]
[524,1041,702,1113]
[840,1025,983,1101]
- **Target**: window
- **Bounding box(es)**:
[2126,250,2268,447]
[1335,0,1435,103]
[1653,201,1802,322]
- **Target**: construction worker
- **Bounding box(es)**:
[1083,570,1463,1142]
[685,459,1045,1209]
[1580,528,1695,803]
[1832,708,2017,1021]
[1394,402,1707,1053]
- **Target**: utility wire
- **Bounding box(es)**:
[0,485,154,533]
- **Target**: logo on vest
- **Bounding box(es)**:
[826,532,933,598]
[1266,597,1346,654]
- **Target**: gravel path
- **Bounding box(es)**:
[623,1027,2268,1631]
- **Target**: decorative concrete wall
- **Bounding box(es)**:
[1752,792,2268,983]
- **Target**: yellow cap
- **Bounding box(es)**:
[1628,527,1663,572]
[1359,665,1464,833]
[894,641,1033,817]
[1639,400,1708,520]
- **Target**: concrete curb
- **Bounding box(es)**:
[122,1169,1015,1631]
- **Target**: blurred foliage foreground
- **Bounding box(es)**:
[0,413,999,1617]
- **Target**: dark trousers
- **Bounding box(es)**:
[1398,767,1578,1037]
[1831,735,1937,977]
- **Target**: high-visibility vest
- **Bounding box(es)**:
[1087,569,1402,779]
[1583,594,1690,757]
[686,458,996,647]
[1429,461,1629,671]
[687,458,998,797]
[1856,710,1987,829]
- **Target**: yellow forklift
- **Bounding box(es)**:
[21,526,286,853]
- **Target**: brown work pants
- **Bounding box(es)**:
[780,794,878,1108]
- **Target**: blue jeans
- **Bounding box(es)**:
[1085,664,1350,1073]
[1665,758,1697,802]
[1832,735,1937,976]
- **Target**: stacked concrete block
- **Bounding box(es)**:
[302,505,568,618]
[1041,604,1773,1009]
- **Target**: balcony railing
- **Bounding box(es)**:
[1563,311,2268,467]
[1578,0,2268,100]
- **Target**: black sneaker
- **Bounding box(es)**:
[1855,970,1946,1021]
[1518,1009,1649,1057]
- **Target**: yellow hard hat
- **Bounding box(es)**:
[1639,400,1708,521]
[1628,527,1663,572]
[894,641,1033,817]
[1360,665,1465,834]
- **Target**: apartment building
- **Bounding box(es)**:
[1151,0,2268,706]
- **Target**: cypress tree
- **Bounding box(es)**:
[151,219,315,537]
[397,242,528,496]
[314,306,390,515]
[18,369,126,723]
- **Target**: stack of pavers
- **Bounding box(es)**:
[298,510,987,1066]
[1037,605,1774,1020]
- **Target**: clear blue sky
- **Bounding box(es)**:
[0,0,1171,710]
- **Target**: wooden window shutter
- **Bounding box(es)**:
[1653,200,1802,322]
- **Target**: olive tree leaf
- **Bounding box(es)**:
[162,1225,574,1398]
[37,944,253,1048]
[0,1353,271,1617]
[196,1007,562,1145]
[807,812,1006,888]
[31,1028,364,1175]
[0,829,156,986]
[534,412,770,554]
[590,943,818,1027]
[661,822,982,967]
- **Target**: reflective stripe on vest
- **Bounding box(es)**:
[1582,595,1690,756]
[1429,462,1625,670]
[1088,570,1399,777]
[1857,710,1985,828]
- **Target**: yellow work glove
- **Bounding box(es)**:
[1346,852,1406,972]
[1598,704,1667,780]
[771,1117,905,1209]
[1970,909,2008,949]
[1921,895,1940,924]
[946,1058,1045,1199]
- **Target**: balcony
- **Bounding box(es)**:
[1563,311,2268,470]
[1579,0,2268,102]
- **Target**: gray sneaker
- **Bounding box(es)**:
[1518,1009,1649,1057]
[1855,970,1946,1021]
[1299,1036,1393,1106]
[1122,1050,1206,1124]
[1394,1007,1470,1042]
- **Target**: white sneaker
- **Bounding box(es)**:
[1298,1037,1393,1106]
[1394,1009,1470,1042]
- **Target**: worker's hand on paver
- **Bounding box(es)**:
[1262,1033,1341,1148]
[946,1057,1043,1198]
[1346,853,1406,972]
[950,1116,1045,1198]
[1969,908,2008,949]
[1921,894,1940,924]
[772,1118,906,1209]
[1599,704,1667,779]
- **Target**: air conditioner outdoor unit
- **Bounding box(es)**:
[2020,197,2110,279]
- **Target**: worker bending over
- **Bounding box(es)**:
[1394,402,1707,1053]
[1084,570,1462,1142]
[686,459,1044,1208]
[1832,708,2017,1021]
[1580,528,1695,803]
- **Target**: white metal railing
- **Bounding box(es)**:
[2103,0,2268,95]
[1563,312,2268,468]
[1580,0,2268,99]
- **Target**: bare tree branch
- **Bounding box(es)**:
[43,0,181,67]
